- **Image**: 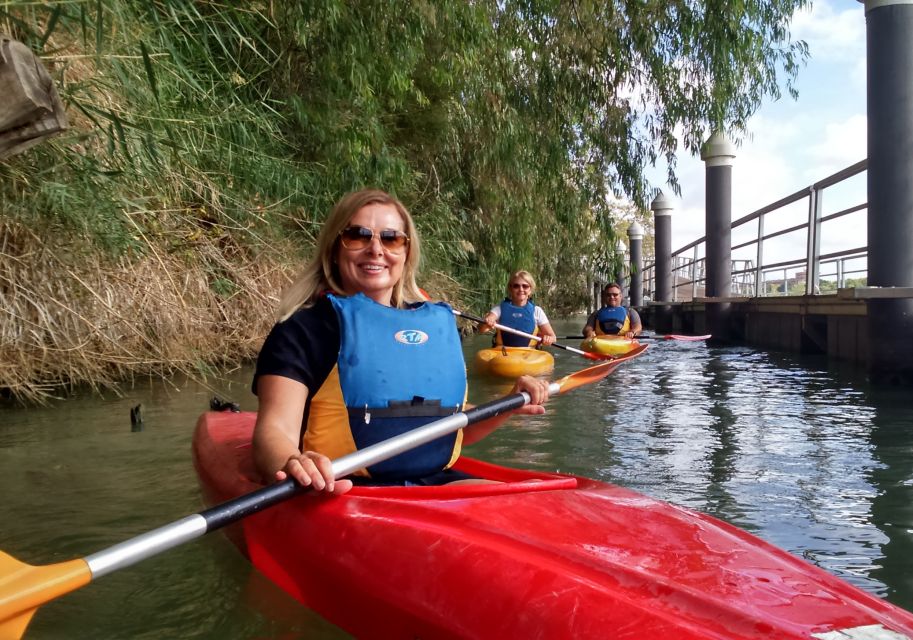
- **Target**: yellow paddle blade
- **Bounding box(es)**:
[556,344,648,394]
[0,550,91,640]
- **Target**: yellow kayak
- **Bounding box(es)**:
[475,347,555,378]
[580,336,640,356]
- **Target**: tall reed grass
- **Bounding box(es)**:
[0,217,293,402]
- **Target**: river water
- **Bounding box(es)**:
[2,317,912,638]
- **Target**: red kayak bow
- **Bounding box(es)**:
[194,413,913,639]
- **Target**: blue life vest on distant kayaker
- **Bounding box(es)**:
[594,306,631,336]
[323,293,467,479]
[495,300,538,347]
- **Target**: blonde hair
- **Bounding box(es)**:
[506,270,536,297]
[277,189,424,321]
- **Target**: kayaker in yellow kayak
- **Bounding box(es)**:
[582,282,642,340]
[251,189,551,494]
[481,270,557,347]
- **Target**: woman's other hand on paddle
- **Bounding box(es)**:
[481,312,497,332]
[461,375,551,445]
[537,323,557,346]
[511,375,550,415]
[276,451,353,495]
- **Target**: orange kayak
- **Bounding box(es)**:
[580,335,640,356]
[474,346,554,377]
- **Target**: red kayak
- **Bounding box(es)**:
[193,411,913,639]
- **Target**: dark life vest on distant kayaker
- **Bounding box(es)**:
[493,299,540,347]
[593,305,631,336]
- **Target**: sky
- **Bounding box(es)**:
[644,0,868,274]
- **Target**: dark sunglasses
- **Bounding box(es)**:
[339,225,409,253]
[510,282,531,290]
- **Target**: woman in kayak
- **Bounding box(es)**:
[481,270,557,347]
[252,189,551,494]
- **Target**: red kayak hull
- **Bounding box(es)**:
[193,411,913,639]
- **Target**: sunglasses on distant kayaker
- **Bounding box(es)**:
[339,225,410,253]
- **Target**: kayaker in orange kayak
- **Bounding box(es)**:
[481,270,557,347]
[583,282,642,340]
[251,189,551,494]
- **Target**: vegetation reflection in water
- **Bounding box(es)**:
[1,318,911,637]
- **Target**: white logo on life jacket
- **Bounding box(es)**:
[395,330,429,345]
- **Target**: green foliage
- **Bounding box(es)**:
[1,0,809,314]
[819,277,867,293]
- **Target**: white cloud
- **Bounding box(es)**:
[790,1,865,62]
[806,113,867,170]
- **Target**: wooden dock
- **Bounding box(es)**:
[640,287,913,368]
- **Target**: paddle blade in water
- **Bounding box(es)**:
[555,344,648,394]
[0,551,92,640]
[663,334,711,342]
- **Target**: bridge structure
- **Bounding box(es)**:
[620,0,913,383]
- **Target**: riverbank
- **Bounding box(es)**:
[0,218,288,403]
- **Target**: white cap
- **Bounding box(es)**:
[650,191,673,216]
[700,132,736,167]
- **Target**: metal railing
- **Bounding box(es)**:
[642,159,868,301]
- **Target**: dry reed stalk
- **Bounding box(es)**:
[0,219,293,404]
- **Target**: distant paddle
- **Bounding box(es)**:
[0,346,648,639]
[453,310,614,360]
[563,333,711,342]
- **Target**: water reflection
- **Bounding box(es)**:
[866,384,913,604]
[698,353,742,524]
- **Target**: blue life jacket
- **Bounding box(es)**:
[595,305,630,336]
[495,299,538,347]
[328,293,467,479]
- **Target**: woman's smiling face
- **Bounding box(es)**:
[508,277,532,306]
[336,203,408,306]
